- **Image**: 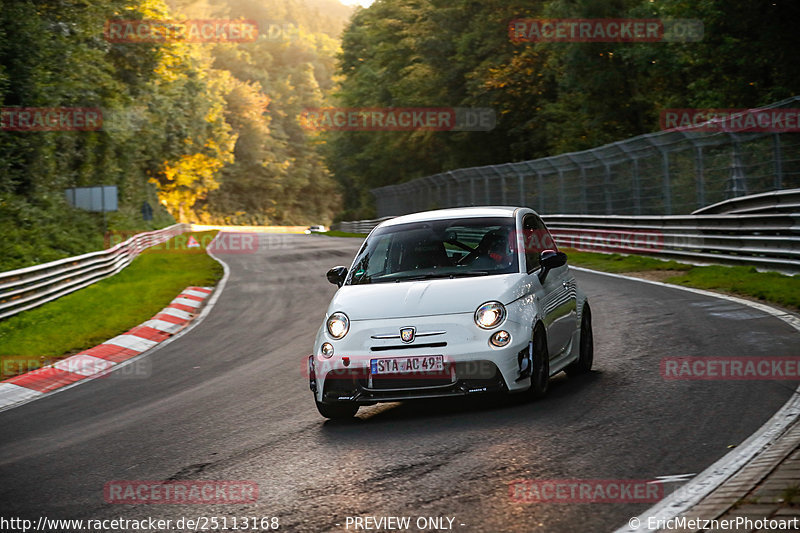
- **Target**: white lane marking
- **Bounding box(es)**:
[103,334,158,352]
[0,233,230,413]
[0,383,43,407]
[648,473,697,485]
[53,354,115,376]
[158,307,193,320]
[570,267,800,533]
[171,296,202,308]
[141,318,184,334]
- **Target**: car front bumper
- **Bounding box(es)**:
[310,313,532,403]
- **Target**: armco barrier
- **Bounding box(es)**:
[333,212,799,273]
[0,223,190,320]
[335,217,394,234]
[544,213,799,271]
[692,188,800,215]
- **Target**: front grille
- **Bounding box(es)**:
[368,373,453,390]
[370,342,447,352]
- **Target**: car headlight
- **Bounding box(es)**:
[474,301,506,329]
[326,312,350,339]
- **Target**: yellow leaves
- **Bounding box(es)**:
[156,151,227,221]
[162,152,224,188]
[137,0,171,19]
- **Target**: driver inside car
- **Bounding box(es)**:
[469,228,516,271]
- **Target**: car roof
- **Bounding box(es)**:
[379,206,523,228]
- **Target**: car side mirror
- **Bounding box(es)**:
[326,266,348,287]
[537,250,567,283]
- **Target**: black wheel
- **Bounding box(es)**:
[566,304,593,376]
[315,400,359,419]
[529,327,550,398]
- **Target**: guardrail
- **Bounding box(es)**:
[333,213,800,273]
[335,217,395,234]
[543,213,799,272]
[0,223,190,320]
[692,188,800,215]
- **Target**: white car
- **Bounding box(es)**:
[304,225,326,234]
[308,207,593,419]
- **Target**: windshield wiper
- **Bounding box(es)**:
[394,271,491,282]
[449,270,491,277]
[394,273,453,282]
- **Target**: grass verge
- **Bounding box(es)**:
[321,230,368,238]
[562,248,799,311]
[0,231,223,374]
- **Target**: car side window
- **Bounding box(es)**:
[522,215,557,272]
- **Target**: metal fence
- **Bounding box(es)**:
[372,97,800,218]
[0,223,189,320]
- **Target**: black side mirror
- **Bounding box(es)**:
[326,266,348,287]
[537,249,567,283]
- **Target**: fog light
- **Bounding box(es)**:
[490,330,511,347]
[321,342,334,358]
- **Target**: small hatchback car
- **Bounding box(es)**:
[308,207,593,419]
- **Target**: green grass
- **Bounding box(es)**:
[561,249,693,273]
[563,248,800,311]
[0,231,223,374]
[666,265,800,310]
[320,230,368,238]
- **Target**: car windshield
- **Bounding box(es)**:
[347,217,518,285]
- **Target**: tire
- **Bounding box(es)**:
[565,304,593,377]
[529,326,550,398]
[315,400,359,419]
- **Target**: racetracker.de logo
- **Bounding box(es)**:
[509,479,663,503]
[104,480,258,504]
[0,356,151,381]
[661,357,800,381]
[550,229,664,254]
[1,107,102,131]
[104,19,258,43]
[299,107,496,132]
[661,108,800,133]
[1,356,55,379]
[509,18,703,43]
[207,232,259,254]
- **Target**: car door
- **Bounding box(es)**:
[522,215,577,357]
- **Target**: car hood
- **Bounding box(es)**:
[328,274,528,320]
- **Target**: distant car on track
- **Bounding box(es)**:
[308,207,593,419]
[305,225,326,234]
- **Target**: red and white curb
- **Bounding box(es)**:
[0,286,213,411]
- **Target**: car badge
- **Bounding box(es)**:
[400,327,416,343]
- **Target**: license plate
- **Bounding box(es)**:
[370,355,444,375]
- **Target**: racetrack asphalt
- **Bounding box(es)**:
[0,233,797,533]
